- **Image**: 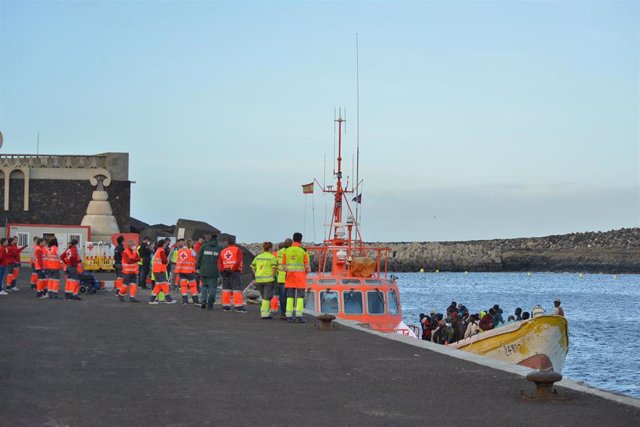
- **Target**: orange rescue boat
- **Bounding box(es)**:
[301,113,414,337]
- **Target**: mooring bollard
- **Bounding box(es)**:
[523,370,566,401]
[316,314,336,330]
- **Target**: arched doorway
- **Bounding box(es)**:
[9,169,25,212]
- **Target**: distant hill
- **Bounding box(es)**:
[243,228,640,273]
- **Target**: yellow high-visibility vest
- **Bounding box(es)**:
[276,248,287,284]
[251,251,277,283]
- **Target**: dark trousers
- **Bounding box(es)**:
[277,282,286,316]
[200,276,218,308]
[138,263,150,287]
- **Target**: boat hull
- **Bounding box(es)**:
[450,315,569,372]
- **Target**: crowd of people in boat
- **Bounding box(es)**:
[418,299,565,344]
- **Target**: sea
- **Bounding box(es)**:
[396,272,640,399]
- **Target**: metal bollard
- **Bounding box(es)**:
[521,370,569,401]
[316,314,336,330]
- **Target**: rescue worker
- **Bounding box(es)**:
[168,240,180,291]
[275,239,291,320]
[149,238,176,304]
[174,240,199,305]
[30,236,39,289]
[196,234,221,310]
[5,237,27,291]
[193,237,204,256]
[120,239,142,302]
[113,235,125,295]
[282,232,310,323]
[137,237,152,289]
[193,236,205,290]
[217,236,246,312]
[45,237,62,299]
[60,239,82,300]
[34,238,47,298]
[0,238,9,296]
[250,242,277,319]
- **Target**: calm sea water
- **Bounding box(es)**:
[396,272,640,399]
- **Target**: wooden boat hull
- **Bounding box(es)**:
[450,315,569,372]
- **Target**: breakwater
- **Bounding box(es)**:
[244,228,640,273]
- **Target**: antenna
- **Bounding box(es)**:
[37,132,40,155]
[355,33,361,226]
[333,109,337,175]
[351,154,355,192]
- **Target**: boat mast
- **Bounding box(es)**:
[333,111,345,231]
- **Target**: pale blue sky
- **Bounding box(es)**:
[1,0,638,242]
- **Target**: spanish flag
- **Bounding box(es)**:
[302,182,314,194]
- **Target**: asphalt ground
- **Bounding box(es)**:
[1,270,639,426]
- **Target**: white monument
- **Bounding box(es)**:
[81,174,120,242]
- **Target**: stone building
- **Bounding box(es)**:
[0,153,131,233]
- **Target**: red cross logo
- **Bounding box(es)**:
[179,252,188,261]
[224,251,233,260]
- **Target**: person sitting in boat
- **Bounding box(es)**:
[514,307,523,321]
[429,314,443,343]
[532,304,546,318]
[419,314,432,341]
[449,314,459,342]
[429,312,440,338]
[456,303,469,318]
[432,317,454,345]
[552,299,564,316]
[463,314,480,339]
[521,311,530,320]
[446,301,457,317]
[506,315,516,324]
[492,304,504,327]
[479,308,495,332]
[451,313,466,342]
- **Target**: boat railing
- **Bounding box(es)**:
[306,245,391,279]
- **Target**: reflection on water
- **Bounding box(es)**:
[396,272,640,398]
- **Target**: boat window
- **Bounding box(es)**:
[365,279,382,285]
[367,291,385,314]
[343,291,363,314]
[305,290,316,311]
[318,279,337,284]
[341,279,362,285]
[320,291,340,314]
[387,290,399,315]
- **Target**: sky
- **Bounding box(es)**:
[0,0,638,243]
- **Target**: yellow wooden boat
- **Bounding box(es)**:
[450,315,569,372]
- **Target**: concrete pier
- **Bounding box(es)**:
[1,271,639,426]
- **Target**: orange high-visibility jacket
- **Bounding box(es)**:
[282,242,309,289]
[152,247,168,273]
[44,246,61,270]
[122,247,141,274]
[174,247,196,274]
[218,245,243,272]
[34,246,44,270]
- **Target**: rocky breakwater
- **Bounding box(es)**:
[244,228,640,273]
[380,228,640,273]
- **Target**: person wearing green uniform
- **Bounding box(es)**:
[196,234,222,310]
[250,242,277,319]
